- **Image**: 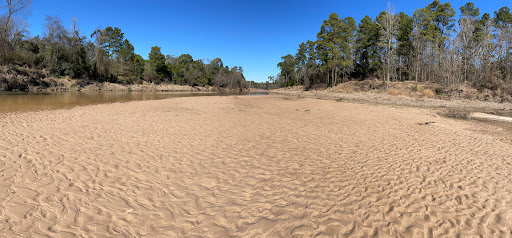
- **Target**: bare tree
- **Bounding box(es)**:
[477,16,496,83]
[411,26,422,83]
[458,17,475,82]
[1,0,31,39]
[69,16,79,38]
[377,2,398,89]
[495,17,512,81]
[0,0,31,62]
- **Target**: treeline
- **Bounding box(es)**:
[274,1,512,93]
[0,0,246,90]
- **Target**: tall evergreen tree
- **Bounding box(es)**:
[277,54,295,86]
[355,15,380,78]
[396,12,413,81]
[317,13,356,86]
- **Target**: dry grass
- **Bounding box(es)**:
[422,89,435,98]
[319,79,512,103]
[273,85,306,92]
[387,88,399,96]
[271,89,512,119]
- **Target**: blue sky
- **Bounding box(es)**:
[28,0,511,82]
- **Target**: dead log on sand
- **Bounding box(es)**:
[470,112,512,123]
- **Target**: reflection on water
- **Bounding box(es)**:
[0,91,268,113]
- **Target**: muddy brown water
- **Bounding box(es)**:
[0,91,269,113]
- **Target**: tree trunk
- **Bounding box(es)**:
[326,69,329,88]
[334,62,337,87]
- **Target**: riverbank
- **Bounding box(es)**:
[0,95,510,236]
[3,77,225,92]
[272,83,512,118]
[0,65,246,92]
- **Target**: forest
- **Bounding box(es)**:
[0,0,247,91]
[274,1,512,95]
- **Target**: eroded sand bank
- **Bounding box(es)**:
[0,95,511,237]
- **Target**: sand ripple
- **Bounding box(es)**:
[1,96,511,237]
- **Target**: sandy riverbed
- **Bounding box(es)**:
[0,95,511,237]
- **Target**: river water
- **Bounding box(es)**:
[0,91,268,113]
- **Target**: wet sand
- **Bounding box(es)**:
[1,95,511,237]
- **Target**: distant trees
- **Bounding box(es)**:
[458,2,481,82]
[412,0,456,84]
[277,13,357,88]
[89,26,149,83]
[295,42,307,86]
[36,16,90,79]
[294,40,317,87]
[274,1,512,95]
[0,3,247,90]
